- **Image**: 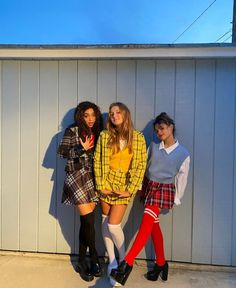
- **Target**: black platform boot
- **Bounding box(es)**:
[110,260,133,285]
[147,261,168,281]
[76,260,94,282]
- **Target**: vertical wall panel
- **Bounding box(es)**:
[155,60,176,115]
[1,61,20,250]
[56,61,78,254]
[172,60,195,262]
[212,60,235,265]
[97,60,116,112]
[155,60,176,260]
[38,61,58,252]
[116,60,136,117]
[192,60,215,264]
[134,60,155,259]
[20,61,39,251]
[78,60,98,103]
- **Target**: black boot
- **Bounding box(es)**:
[110,260,133,285]
[76,260,94,282]
[147,261,168,281]
[90,258,102,277]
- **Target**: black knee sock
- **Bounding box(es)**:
[78,215,87,262]
[82,211,98,261]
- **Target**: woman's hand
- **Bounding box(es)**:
[100,189,113,196]
[79,136,94,151]
[139,190,145,204]
[112,190,130,198]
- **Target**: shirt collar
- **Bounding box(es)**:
[159,140,179,154]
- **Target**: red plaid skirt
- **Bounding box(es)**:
[141,176,175,209]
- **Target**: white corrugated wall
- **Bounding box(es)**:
[0,58,235,266]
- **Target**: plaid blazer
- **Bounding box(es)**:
[94,130,147,195]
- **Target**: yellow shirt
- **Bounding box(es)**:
[109,147,133,172]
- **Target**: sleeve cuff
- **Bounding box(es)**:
[174,198,181,205]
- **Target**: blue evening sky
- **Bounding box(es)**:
[0,0,233,45]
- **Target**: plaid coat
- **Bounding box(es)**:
[94,130,147,199]
[57,125,98,205]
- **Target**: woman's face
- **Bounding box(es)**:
[154,123,174,142]
[83,108,96,128]
[109,105,124,127]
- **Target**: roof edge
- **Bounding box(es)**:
[0,43,236,59]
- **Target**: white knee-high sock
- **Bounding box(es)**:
[101,214,117,267]
[108,223,125,262]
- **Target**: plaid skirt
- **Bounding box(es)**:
[142,176,175,209]
[62,168,99,205]
[98,169,132,205]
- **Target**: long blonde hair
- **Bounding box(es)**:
[106,102,134,153]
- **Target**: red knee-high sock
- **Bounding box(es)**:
[151,219,165,266]
[125,205,159,266]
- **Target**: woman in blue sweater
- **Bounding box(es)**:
[111,112,190,285]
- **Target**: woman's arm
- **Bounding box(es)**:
[126,133,147,195]
[174,156,190,205]
[57,127,84,159]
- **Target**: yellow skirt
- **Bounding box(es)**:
[97,169,133,205]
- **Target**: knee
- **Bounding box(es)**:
[107,223,122,235]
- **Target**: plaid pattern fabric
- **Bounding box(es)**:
[94,130,147,204]
[97,169,131,205]
[142,176,175,209]
[62,169,98,205]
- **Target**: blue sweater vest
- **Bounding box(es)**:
[145,142,189,184]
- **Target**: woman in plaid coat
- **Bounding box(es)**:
[58,101,103,282]
[111,112,190,285]
[94,102,147,286]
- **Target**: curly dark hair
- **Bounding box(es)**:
[74,101,103,142]
[153,112,176,136]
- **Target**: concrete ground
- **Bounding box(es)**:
[0,251,236,288]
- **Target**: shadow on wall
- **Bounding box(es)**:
[42,108,76,256]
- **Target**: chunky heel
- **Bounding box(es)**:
[147,261,168,282]
[110,260,133,285]
[160,262,168,281]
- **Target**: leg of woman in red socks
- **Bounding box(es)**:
[147,218,168,281]
[110,205,159,285]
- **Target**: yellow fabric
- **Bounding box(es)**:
[109,148,133,172]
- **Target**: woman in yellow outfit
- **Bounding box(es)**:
[94,102,147,286]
